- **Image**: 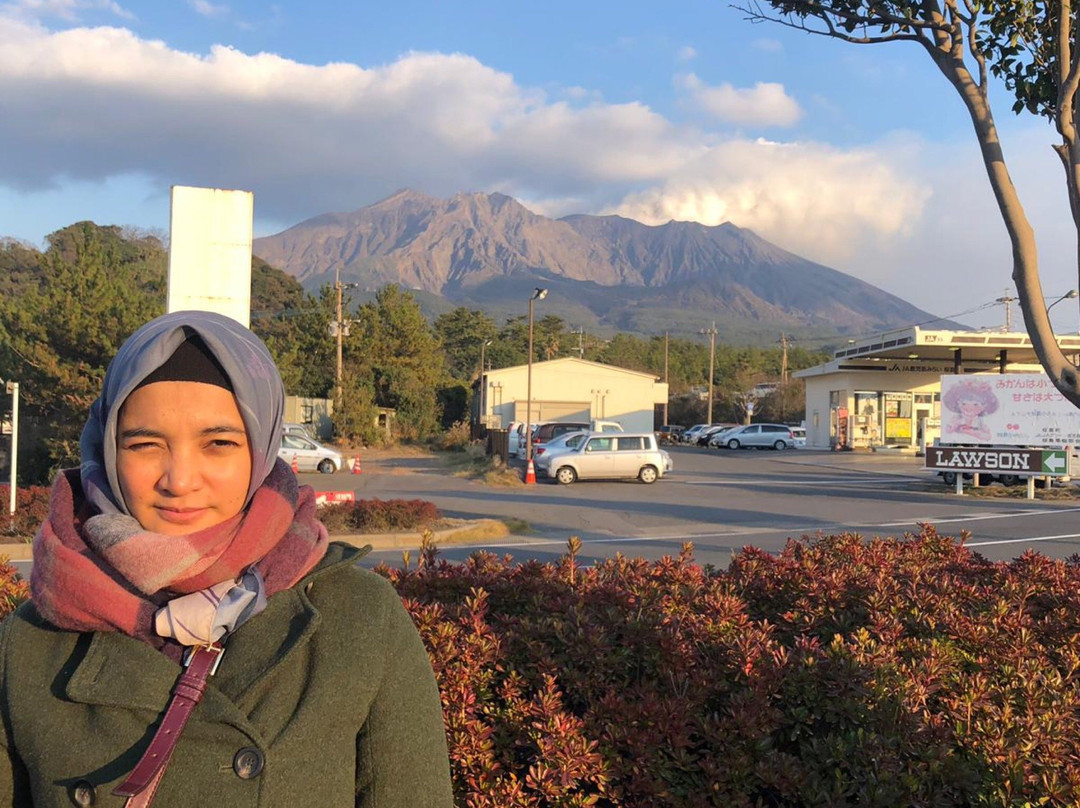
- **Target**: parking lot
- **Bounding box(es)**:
[313,444,1080,568]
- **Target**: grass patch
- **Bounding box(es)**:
[442,444,524,486]
[500,517,531,534]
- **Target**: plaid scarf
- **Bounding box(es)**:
[30,459,328,649]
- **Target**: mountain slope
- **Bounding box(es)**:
[253,190,943,338]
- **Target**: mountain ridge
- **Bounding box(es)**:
[253,189,947,340]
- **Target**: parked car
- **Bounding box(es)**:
[790,426,807,448]
[533,421,591,449]
[657,425,685,444]
[534,431,590,474]
[507,422,534,458]
[706,426,742,448]
[681,424,710,444]
[279,433,344,473]
[590,420,625,433]
[283,422,316,441]
[544,432,670,485]
[719,423,797,450]
[697,423,738,446]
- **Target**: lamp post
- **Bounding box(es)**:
[478,338,492,429]
[525,287,548,466]
[1047,289,1079,323]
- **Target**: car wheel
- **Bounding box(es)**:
[942,471,958,486]
[556,466,576,485]
[773,439,788,450]
[727,438,741,450]
[317,459,335,474]
[997,473,1020,486]
[638,465,658,484]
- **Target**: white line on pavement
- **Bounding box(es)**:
[967,534,1080,547]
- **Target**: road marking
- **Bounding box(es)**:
[682,476,919,487]
[877,507,1080,527]
[967,534,1080,547]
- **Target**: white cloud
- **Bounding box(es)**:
[608,137,930,268]
[0,0,131,22]
[676,45,696,62]
[752,38,783,53]
[189,0,228,19]
[676,73,802,127]
[0,13,1008,319]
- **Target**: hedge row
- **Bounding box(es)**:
[1,525,1078,805]
[317,497,440,534]
[382,527,1080,807]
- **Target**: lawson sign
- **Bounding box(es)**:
[925,446,1070,477]
[940,373,1080,447]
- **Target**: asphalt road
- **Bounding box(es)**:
[301,445,1080,569]
[12,446,1080,579]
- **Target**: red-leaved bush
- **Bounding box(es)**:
[318,497,441,534]
[0,484,50,540]
[381,527,1080,807]
[0,556,28,621]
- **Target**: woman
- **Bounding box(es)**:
[0,311,453,807]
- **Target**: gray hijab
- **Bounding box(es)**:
[80,310,285,517]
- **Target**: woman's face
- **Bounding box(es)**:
[115,381,252,535]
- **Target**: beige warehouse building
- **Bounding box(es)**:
[478,357,668,434]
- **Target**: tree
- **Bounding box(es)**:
[346,286,444,439]
[0,223,164,480]
[738,0,1080,406]
[432,307,498,381]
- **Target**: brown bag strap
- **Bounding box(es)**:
[113,645,224,807]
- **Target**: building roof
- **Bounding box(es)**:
[485,356,662,381]
[796,327,1080,378]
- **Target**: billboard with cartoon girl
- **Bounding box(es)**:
[940,373,1080,446]
[942,379,997,442]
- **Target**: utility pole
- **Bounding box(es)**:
[333,267,357,404]
[478,338,492,429]
[778,332,789,384]
[574,328,585,358]
[5,381,16,517]
[995,288,1017,332]
[700,321,718,424]
[663,331,669,427]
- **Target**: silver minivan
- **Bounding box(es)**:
[546,432,670,484]
[720,423,797,450]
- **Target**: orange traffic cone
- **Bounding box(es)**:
[291,453,299,474]
[525,458,537,484]
[351,454,362,475]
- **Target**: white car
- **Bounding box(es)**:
[279,433,344,473]
[534,431,589,475]
[545,432,670,484]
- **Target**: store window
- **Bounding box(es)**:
[884,393,913,442]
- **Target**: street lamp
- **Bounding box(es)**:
[525,287,548,468]
[1047,289,1079,319]
[478,338,492,429]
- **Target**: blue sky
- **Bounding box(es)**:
[0,0,1077,331]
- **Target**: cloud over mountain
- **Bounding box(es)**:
[0,8,930,278]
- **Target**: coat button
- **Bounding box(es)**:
[233,747,265,779]
[70,780,95,806]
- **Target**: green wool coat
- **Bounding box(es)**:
[0,542,454,807]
